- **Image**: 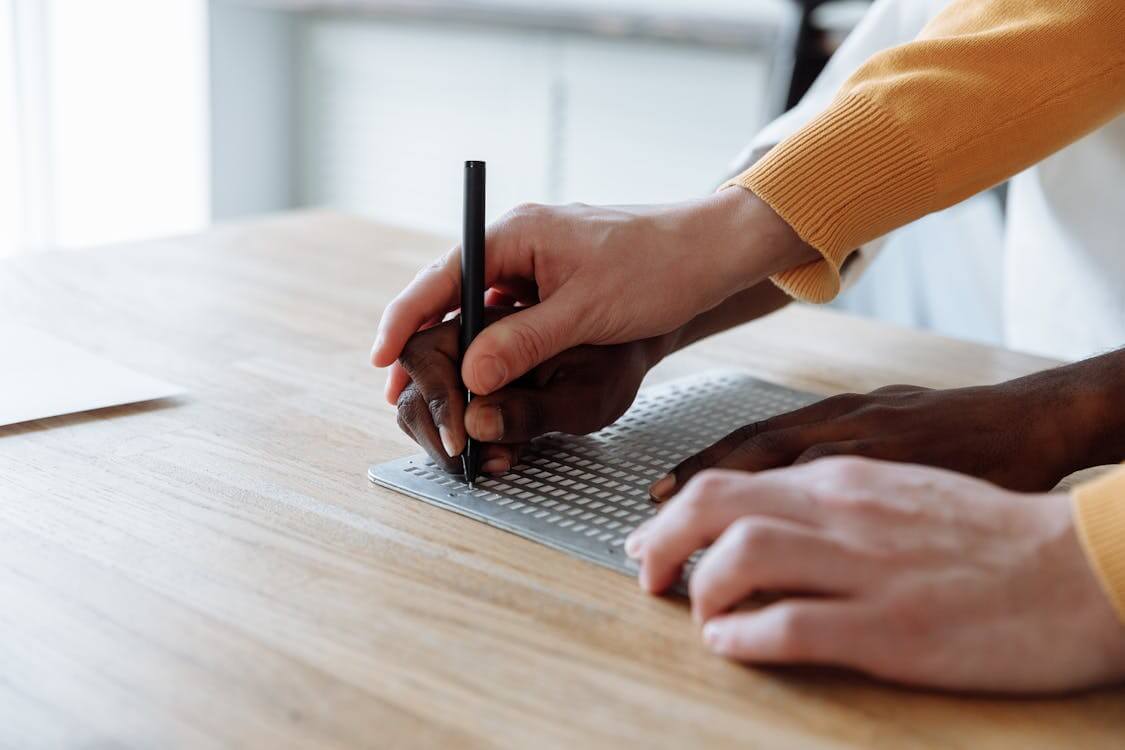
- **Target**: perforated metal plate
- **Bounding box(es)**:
[368,370,819,579]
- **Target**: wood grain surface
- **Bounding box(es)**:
[1,211,1120,749]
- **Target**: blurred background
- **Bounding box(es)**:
[0,0,1003,344]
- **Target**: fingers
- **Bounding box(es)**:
[649,393,873,502]
[794,440,874,464]
[629,469,821,594]
[384,361,412,405]
[650,423,763,501]
[396,323,466,460]
[461,295,585,395]
[485,289,516,307]
[480,443,525,475]
[702,601,871,669]
[372,248,462,368]
[652,422,851,502]
[373,203,545,370]
[464,369,625,444]
[688,517,865,623]
[396,382,460,473]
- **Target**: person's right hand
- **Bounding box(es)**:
[393,307,662,475]
[371,189,817,397]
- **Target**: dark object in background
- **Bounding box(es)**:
[787,0,871,108]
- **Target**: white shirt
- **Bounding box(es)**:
[731,0,1125,361]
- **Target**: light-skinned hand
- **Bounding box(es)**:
[371,189,817,396]
[627,457,1125,693]
[392,307,659,475]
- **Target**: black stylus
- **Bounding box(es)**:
[460,160,486,488]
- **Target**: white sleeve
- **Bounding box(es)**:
[725,0,952,288]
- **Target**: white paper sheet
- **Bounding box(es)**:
[0,322,185,427]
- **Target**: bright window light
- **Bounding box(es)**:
[46,0,209,248]
[0,1,20,256]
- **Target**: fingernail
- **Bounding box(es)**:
[481,458,510,475]
[474,355,507,394]
[649,474,676,501]
[370,332,385,362]
[438,425,458,458]
[702,622,722,649]
[624,530,646,558]
[472,406,504,442]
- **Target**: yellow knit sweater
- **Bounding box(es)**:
[727,0,1125,621]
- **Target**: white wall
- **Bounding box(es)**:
[295,15,782,235]
[209,1,298,220]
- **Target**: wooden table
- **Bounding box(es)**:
[2,212,1121,748]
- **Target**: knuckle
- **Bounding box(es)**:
[824,392,863,410]
[398,346,436,379]
[731,420,768,442]
[396,390,428,425]
[673,454,704,479]
[872,383,913,395]
[744,428,792,456]
[818,455,871,485]
[675,477,721,519]
[852,403,899,422]
[506,319,554,368]
[688,469,729,500]
[395,383,419,412]
[798,443,840,463]
[728,518,776,558]
[425,394,448,421]
[416,249,456,281]
[508,202,545,222]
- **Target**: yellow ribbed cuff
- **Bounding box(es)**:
[1073,466,1125,625]
[722,93,936,303]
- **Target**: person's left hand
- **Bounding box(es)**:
[390,307,659,474]
[648,380,1085,501]
[626,457,1125,693]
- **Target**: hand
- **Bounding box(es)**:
[650,378,1090,501]
[392,307,660,474]
[626,458,1125,693]
[372,189,818,396]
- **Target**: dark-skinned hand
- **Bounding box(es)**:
[650,373,1105,501]
[394,307,658,476]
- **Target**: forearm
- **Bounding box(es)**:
[732,0,1125,303]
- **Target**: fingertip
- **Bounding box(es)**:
[438,425,461,458]
[624,531,645,559]
[702,621,726,653]
[648,474,676,502]
[370,328,392,367]
[384,362,410,405]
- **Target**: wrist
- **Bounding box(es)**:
[1061,353,1125,470]
[1016,353,1125,477]
[700,187,822,298]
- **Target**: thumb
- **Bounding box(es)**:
[462,299,583,395]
